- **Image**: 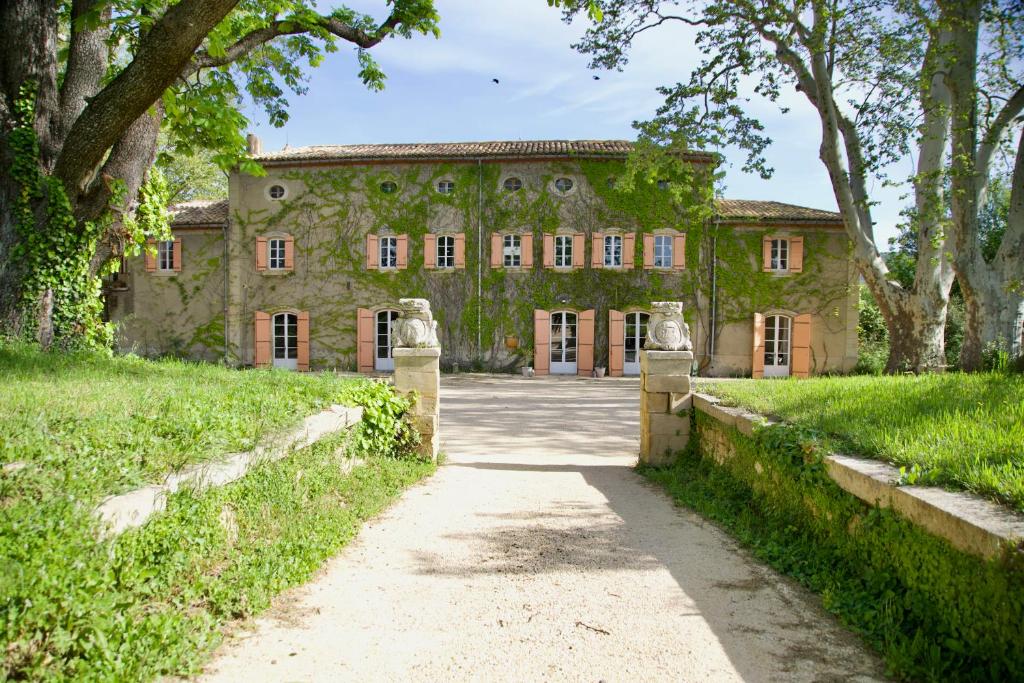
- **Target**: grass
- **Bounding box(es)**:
[0,340,434,679]
[0,339,370,497]
[698,373,1024,511]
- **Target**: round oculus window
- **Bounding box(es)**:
[380,180,398,194]
[268,184,286,200]
[437,180,455,194]
[554,177,574,193]
[503,177,523,192]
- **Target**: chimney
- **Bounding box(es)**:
[246,133,262,156]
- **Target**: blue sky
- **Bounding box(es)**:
[244,0,908,245]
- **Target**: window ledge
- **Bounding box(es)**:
[151,271,178,277]
[261,269,293,276]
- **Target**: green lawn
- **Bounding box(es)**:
[0,339,368,497]
[699,373,1024,512]
[1,340,431,680]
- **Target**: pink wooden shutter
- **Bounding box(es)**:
[254,311,271,368]
[255,237,267,272]
[172,238,182,272]
[396,235,409,269]
[454,233,466,269]
[752,313,765,379]
[591,233,604,269]
[792,313,812,378]
[672,233,686,270]
[357,308,374,373]
[424,234,437,269]
[297,311,310,371]
[643,234,654,269]
[622,233,635,269]
[366,235,379,270]
[762,236,773,272]
[789,236,804,273]
[577,309,595,376]
[572,233,585,268]
[521,234,533,268]
[543,234,554,268]
[608,310,625,377]
[144,240,156,272]
[284,235,294,271]
[491,233,502,268]
[533,310,550,375]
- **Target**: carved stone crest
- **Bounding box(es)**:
[393,298,440,348]
[645,301,692,351]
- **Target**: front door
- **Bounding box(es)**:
[272,312,298,370]
[375,310,399,372]
[764,315,791,377]
[550,311,578,374]
[623,311,649,376]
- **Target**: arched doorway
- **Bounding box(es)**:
[550,311,578,374]
[272,312,298,370]
[375,309,399,371]
[764,314,791,377]
[623,311,650,376]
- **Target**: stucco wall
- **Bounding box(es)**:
[113,229,225,361]
[113,156,858,376]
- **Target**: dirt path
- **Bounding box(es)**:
[200,375,886,682]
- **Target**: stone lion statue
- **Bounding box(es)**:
[393,298,440,348]
[645,301,692,351]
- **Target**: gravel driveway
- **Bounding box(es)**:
[200,374,886,682]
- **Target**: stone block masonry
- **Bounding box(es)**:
[639,350,694,466]
[393,347,441,461]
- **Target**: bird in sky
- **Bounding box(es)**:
[492,78,500,84]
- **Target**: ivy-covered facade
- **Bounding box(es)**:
[108,139,858,377]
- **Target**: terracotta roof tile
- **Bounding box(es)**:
[714,199,842,224]
[256,139,713,164]
[169,199,228,227]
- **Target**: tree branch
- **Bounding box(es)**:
[53,0,239,200]
[187,11,404,75]
[57,0,111,150]
[976,83,1024,188]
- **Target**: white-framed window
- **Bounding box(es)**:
[379,236,398,269]
[437,180,455,194]
[157,240,175,271]
[554,177,574,193]
[653,235,673,268]
[554,235,573,268]
[268,238,286,270]
[267,184,286,200]
[503,177,523,192]
[437,235,455,268]
[604,235,622,267]
[375,309,399,371]
[770,238,789,271]
[503,235,521,267]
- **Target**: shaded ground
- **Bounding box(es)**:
[200,374,886,682]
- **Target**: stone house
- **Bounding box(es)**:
[107,138,859,378]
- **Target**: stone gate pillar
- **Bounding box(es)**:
[391,298,441,461]
[639,302,694,466]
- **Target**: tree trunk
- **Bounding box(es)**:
[0,0,60,340]
[860,265,948,372]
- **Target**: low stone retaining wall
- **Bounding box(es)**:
[692,393,1024,558]
[96,405,363,536]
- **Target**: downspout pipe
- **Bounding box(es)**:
[477,159,483,360]
[708,219,719,370]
